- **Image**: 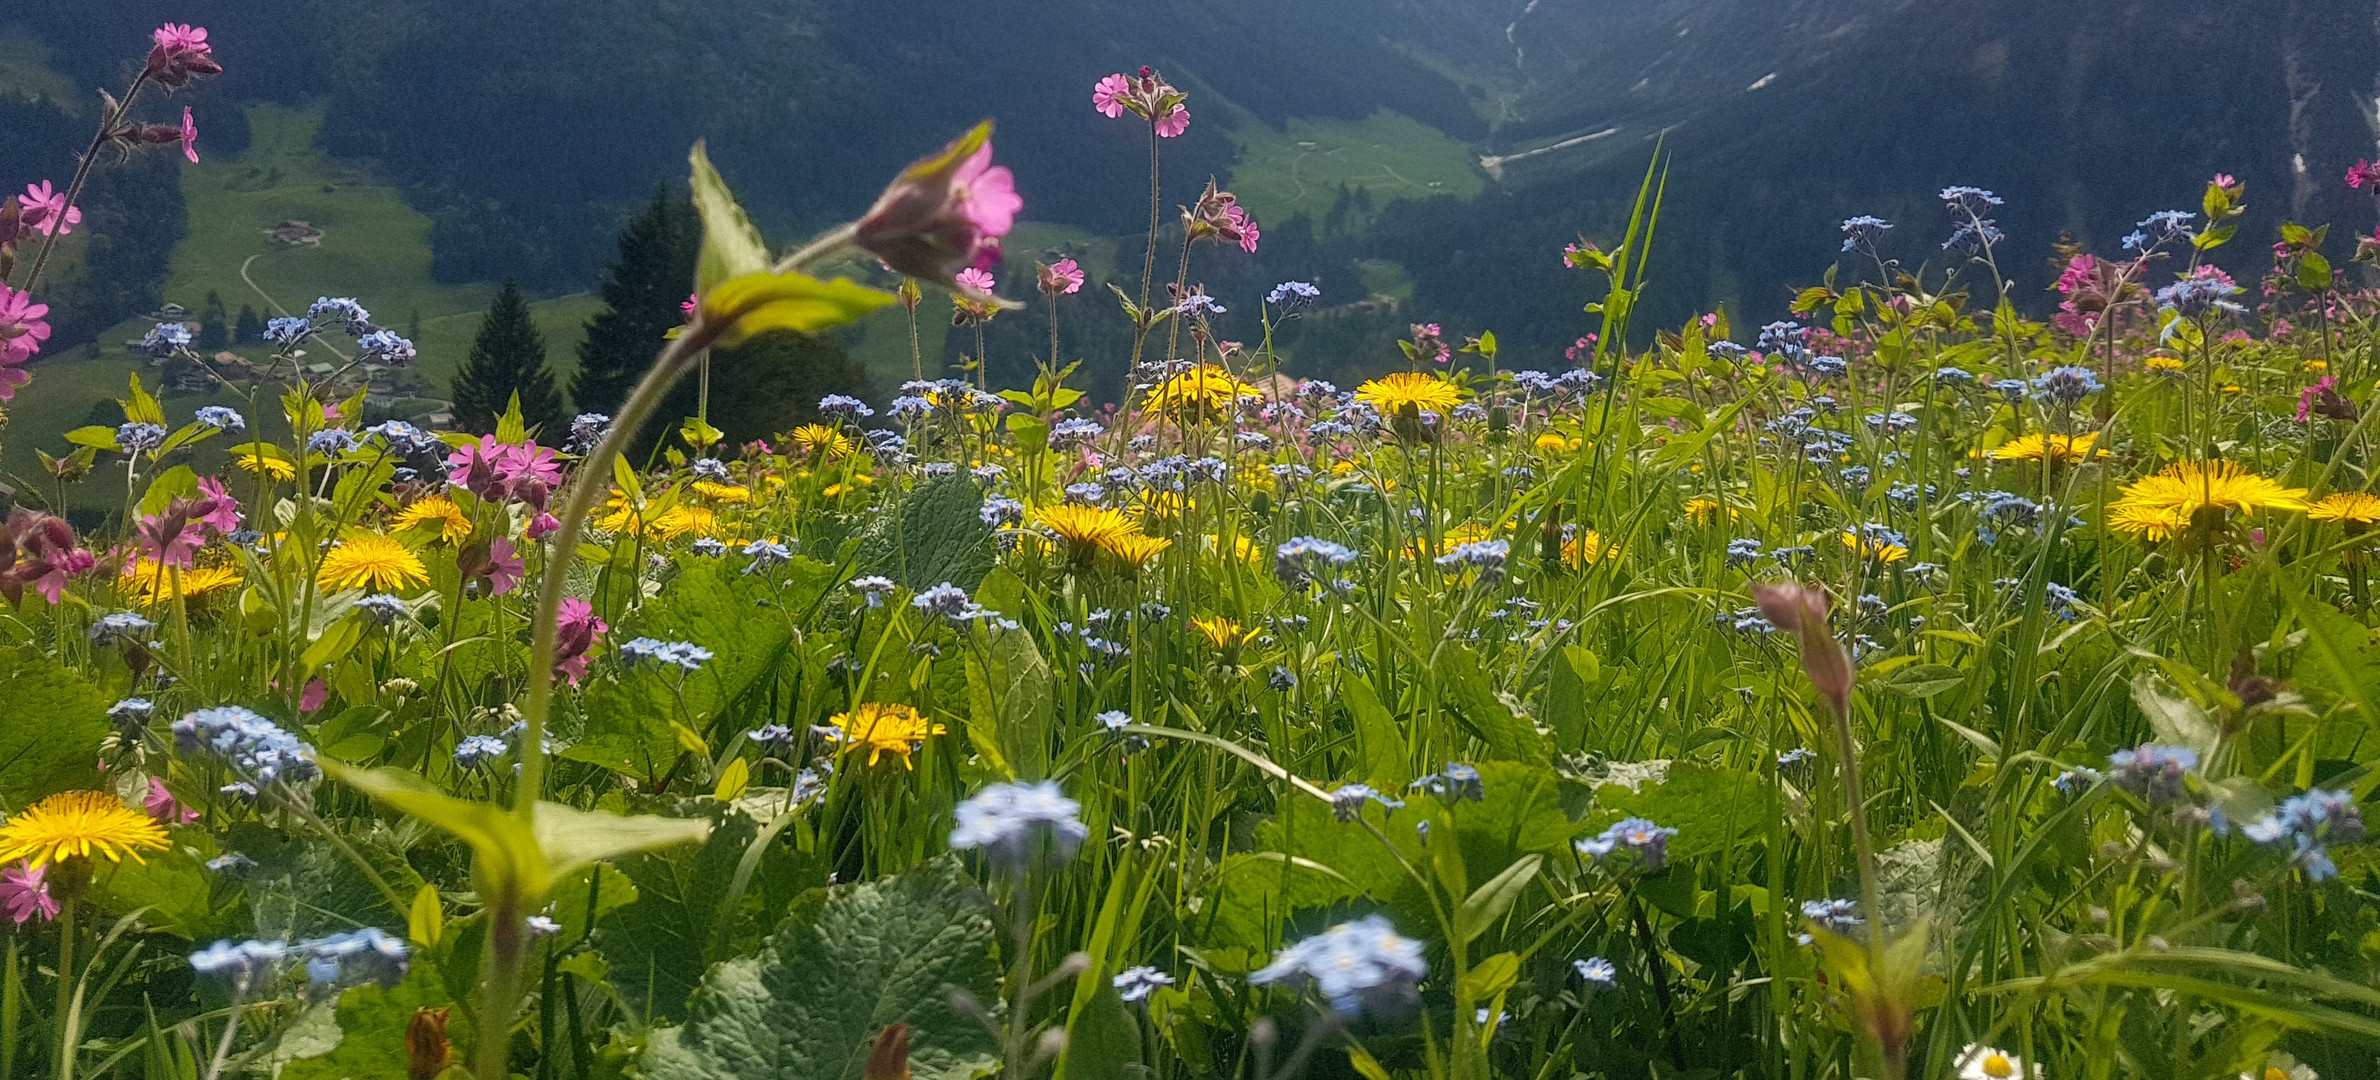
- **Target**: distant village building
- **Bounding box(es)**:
[264,220,324,246]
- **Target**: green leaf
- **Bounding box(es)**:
[2131,671,2218,757]
[858,475,996,592]
[122,372,166,427]
[1457,855,1541,945]
[90,841,239,940]
[0,648,111,807]
[1343,676,1410,788]
[641,857,1000,1080]
[280,961,469,1080]
[595,808,756,1021]
[1055,977,1142,1080]
[703,271,897,348]
[965,626,1053,779]
[688,141,770,294]
[1457,951,1521,1001]
[1876,662,1966,699]
[64,425,120,451]
[2298,251,2335,292]
[1592,762,1773,864]
[496,392,527,444]
[1441,647,1549,763]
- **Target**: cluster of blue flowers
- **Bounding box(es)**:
[618,638,713,673]
[1250,914,1427,1017]
[90,612,157,645]
[172,705,321,794]
[1839,215,1892,252]
[567,412,612,453]
[1939,186,2004,249]
[2243,789,2365,881]
[1327,784,1406,822]
[1265,280,1320,307]
[1799,898,1863,943]
[816,394,873,420]
[190,927,408,992]
[193,405,246,432]
[742,539,792,575]
[116,422,168,455]
[454,734,510,771]
[1409,763,1485,802]
[2107,744,2197,806]
[947,780,1089,872]
[1577,816,1678,871]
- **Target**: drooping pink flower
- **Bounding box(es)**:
[144,23,221,87]
[526,512,560,540]
[2298,375,2341,422]
[1754,582,1852,716]
[144,777,198,826]
[1154,104,1191,139]
[2349,160,2380,190]
[681,293,699,316]
[194,477,242,536]
[300,677,328,713]
[447,435,564,509]
[485,537,523,596]
[133,496,217,570]
[19,182,78,238]
[180,107,199,164]
[0,862,58,925]
[553,597,608,685]
[0,508,94,606]
[1093,73,1131,118]
[1038,257,1084,296]
[0,285,51,370]
[854,125,1024,285]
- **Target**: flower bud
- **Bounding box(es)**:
[1754,582,1854,715]
[855,122,1022,287]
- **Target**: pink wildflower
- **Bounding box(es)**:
[553,597,608,685]
[447,435,563,509]
[180,107,199,164]
[133,496,217,570]
[300,677,328,713]
[0,285,51,371]
[2349,160,2380,190]
[144,777,198,826]
[1038,257,1084,296]
[1093,73,1131,118]
[0,862,58,925]
[955,267,996,295]
[20,181,79,238]
[194,477,242,536]
[485,537,523,596]
[0,509,94,605]
[1154,105,1191,139]
[682,293,698,316]
[855,125,1023,284]
[526,512,560,540]
[144,23,220,87]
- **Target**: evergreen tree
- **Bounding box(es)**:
[634,330,877,459]
[196,291,228,352]
[450,279,563,435]
[233,304,261,345]
[573,184,697,417]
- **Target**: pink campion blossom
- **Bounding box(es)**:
[144,777,198,826]
[299,678,328,713]
[955,267,996,295]
[855,127,1024,284]
[144,23,220,87]
[526,512,560,540]
[0,862,58,925]
[194,477,241,536]
[2211,172,2238,191]
[1154,104,1191,139]
[0,508,95,606]
[0,285,52,369]
[470,537,524,597]
[133,496,218,570]
[1038,257,1084,296]
[1564,336,1596,363]
[180,107,199,164]
[20,182,79,238]
[1093,73,1131,118]
[553,597,608,685]
[2298,375,2340,422]
[447,436,564,509]
[681,293,698,316]
[2349,160,2380,190]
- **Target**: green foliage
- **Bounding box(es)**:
[641,856,1000,1080]
[0,647,109,808]
[574,185,699,417]
[857,475,996,592]
[280,961,471,1080]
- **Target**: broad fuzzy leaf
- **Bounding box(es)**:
[641,856,999,1080]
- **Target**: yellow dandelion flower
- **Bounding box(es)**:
[1564,530,1620,567]
[1100,532,1172,569]
[1354,372,1466,415]
[1986,432,2108,463]
[1207,533,1262,564]
[233,448,297,480]
[1143,364,1258,417]
[318,533,429,593]
[691,480,752,503]
[392,495,471,544]
[1035,504,1137,554]
[2303,359,2329,374]
[120,559,243,605]
[2108,460,2308,538]
[822,476,875,497]
[658,505,718,540]
[1683,497,1738,525]
[1532,432,1570,453]
[1840,529,1910,563]
[2306,492,2380,524]
[1190,615,1259,651]
[828,702,945,769]
[1132,490,1193,521]
[0,791,172,868]
[2143,354,2186,375]
[789,424,855,459]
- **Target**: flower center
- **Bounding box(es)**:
[2265,1069,2288,1080]
[1982,1054,2014,1079]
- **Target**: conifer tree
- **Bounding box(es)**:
[196,291,228,352]
[573,185,697,415]
[451,279,563,435]
[233,304,261,345]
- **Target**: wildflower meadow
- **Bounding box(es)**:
[4,20,2380,1080]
